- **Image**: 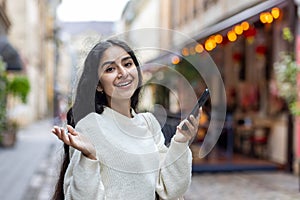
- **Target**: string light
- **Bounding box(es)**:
[271,7,280,19]
[171,56,180,64]
[241,21,250,31]
[189,47,196,55]
[227,30,237,42]
[179,7,281,57]
[260,12,268,23]
[205,38,216,51]
[181,47,189,56]
[214,34,223,44]
[234,25,243,35]
[195,44,204,53]
[266,12,273,23]
[260,12,274,24]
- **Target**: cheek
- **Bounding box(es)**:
[131,67,139,79]
[99,75,113,90]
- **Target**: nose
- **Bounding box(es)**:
[117,66,128,79]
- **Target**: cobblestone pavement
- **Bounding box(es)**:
[22,142,62,200]
[185,172,300,200]
[0,119,60,200]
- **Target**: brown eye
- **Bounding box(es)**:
[105,66,115,72]
[124,62,132,68]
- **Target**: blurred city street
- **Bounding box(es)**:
[1,0,300,200]
[0,119,61,200]
[0,119,299,200]
[186,172,300,200]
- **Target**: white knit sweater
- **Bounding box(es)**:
[63,107,192,200]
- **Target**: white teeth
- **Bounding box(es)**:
[117,81,131,87]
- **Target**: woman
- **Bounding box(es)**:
[51,39,200,200]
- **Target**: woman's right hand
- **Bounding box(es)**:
[52,125,97,160]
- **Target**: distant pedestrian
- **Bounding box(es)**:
[51,39,199,200]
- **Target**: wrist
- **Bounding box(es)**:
[83,151,97,160]
[174,134,188,143]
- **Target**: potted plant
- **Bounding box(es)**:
[273,52,299,115]
[0,57,30,147]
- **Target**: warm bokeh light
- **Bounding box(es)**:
[271,7,280,19]
[234,25,243,35]
[171,55,180,64]
[266,12,273,23]
[260,12,268,23]
[189,47,196,55]
[241,21,250,30]
[195,44,204,53]
[227,30,237,42]
[204,39,216,51]
[260,12,273,24]
[214,34,223,44]
[181,47,189,56]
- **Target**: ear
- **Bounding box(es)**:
[96,82,103,92]
[96,85,103,92]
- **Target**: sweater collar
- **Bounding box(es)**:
[103,106,137,121]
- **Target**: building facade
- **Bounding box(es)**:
[4,0,61,125]
[121,0,299,173]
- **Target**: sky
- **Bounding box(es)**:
[57,0,129,22]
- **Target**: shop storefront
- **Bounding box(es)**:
[145,0,297,172]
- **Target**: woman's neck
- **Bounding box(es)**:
[108,99,132,118]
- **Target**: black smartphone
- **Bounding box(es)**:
[181,88,210,131]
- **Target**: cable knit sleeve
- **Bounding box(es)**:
[146,113,192,199]
[63,116,105,200]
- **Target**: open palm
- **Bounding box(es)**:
[52,125,97,160]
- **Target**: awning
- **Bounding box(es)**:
[192,0,288,43]
[0,36,23,71]
[146,0,289,65]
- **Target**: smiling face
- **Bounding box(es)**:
[97,45,139,104]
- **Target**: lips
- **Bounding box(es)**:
[115,80,133,87]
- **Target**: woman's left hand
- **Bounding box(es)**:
[174,108,201,143]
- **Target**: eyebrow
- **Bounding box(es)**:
[101,56,132,68]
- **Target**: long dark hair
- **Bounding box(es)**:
[52,39,143,200]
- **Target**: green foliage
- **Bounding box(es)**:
[8,75,30,103]
[282,27,294,43]
[289,101,300,116]
[274,52,300,115]
[0,57,8,133]
[0,56,31,134]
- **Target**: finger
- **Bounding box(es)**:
[67,125,78,136]
[68,134,79,149]
[68,134,75,146]
[196,107,202,119]
[60,127,68,136]
[60,127,71,145]
[53,126,63,140]
[178,119,186,127]
[185,118,195,131]
[189,115,198,126]
[51,128,57,134]
[52,126,60,134]
[51,128,61,137]
[178,120,193,136]
[178,119,190,131]
[186,118,198,138]
[176,126,192,140]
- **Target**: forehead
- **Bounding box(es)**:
[101,45,130,63]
